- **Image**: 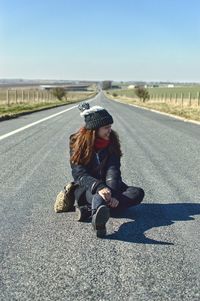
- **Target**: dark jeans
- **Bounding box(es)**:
[85,186,145,214]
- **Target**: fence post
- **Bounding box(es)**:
[15,90,17,104]
[198,92,200,107]
[22,90,24,102]
[7,89,10,106]
[181,92,183,107]
[189,92,191,106]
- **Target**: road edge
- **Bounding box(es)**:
[0,102,75,122]
[0,92,98,122]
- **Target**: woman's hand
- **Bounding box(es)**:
[98,189,119,208]
[108,197,119,208]
[98,188,111,202]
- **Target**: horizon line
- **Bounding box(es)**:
[0,78,200,84]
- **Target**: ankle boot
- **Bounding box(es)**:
[92,205,110,238]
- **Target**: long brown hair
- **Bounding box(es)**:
[70,127,122,165]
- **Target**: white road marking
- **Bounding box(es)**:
[0,94,98,142]
[0,105,78,142]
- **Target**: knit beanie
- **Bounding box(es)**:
[78,102,113,130]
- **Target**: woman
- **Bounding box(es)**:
[69,102,145,238]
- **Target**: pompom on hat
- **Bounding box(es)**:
[78,102,113,130]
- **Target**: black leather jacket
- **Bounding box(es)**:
[70,145,127,203]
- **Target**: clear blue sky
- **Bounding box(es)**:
[1,0,200,82]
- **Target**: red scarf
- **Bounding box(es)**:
[94,138,110,152]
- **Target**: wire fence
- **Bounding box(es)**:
[112,90,200,107]
[0,89,55,105]
[149,92,200,107]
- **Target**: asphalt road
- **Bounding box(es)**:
[0,92,200,301]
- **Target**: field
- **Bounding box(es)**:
[109,86,200,106]
[0,88,95,104]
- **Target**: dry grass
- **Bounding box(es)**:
[106,93,200,122]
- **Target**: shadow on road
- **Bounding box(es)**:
[106,203,200,245]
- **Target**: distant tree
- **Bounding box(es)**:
[52,87,66,100]
[135,86,150,102]
[102,81,112,90]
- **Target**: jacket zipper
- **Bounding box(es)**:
[96,152,101,177]
[96,152,100,164]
